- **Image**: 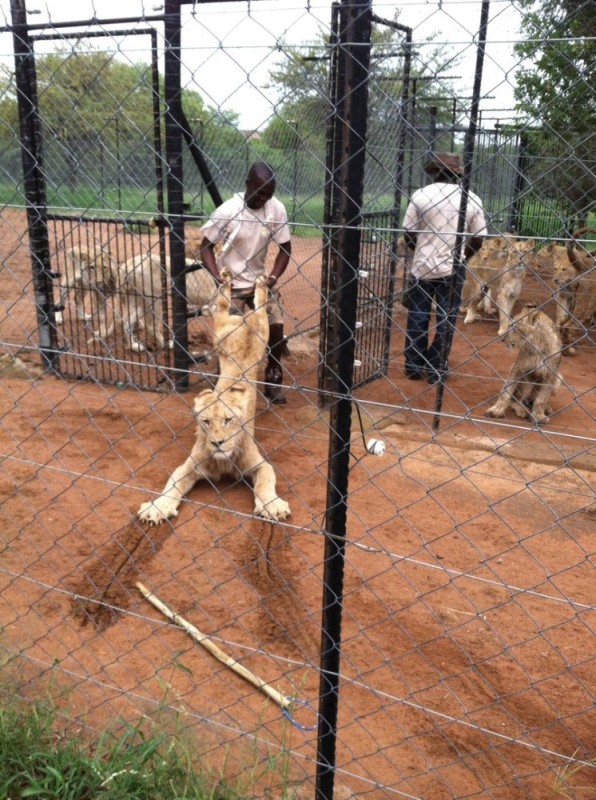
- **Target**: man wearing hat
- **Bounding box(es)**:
[402,152,487,383]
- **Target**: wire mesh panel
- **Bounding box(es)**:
[0,1,594,799]
[48,215,177,390]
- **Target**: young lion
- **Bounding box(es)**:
[54,246,117,338]
[536,234,596,355]
[137,383,291,524]
[98,253,219,352]
[462,235,535,336]
[137,270,291,525]
[485,304,562,424]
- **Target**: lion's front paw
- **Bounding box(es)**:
[485,404,505,418]
[255,274,267,288]
[255,497,291,521]
[138,497,179,525]
[220,268,233,284]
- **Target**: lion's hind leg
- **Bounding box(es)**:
[529,371,561,422]
[253,275,269,311]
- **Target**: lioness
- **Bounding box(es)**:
[54,246,117,339]
[536,234,596,355]
[138,269,291,524]
[137,384,291,524]
[485,304,562,424]
[98,253,219,352]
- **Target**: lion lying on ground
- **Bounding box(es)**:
[96,253,219,352]
[137,270,291,525]
[485,303,562,424]
[462,235,535,337]
[54,246,118,339]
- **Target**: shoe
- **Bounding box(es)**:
[405,369,424,380]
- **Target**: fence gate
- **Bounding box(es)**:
[10,7,208,392]
[318,9,410,402]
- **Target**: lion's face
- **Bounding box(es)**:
[193,388,247,461]
[70,247,116,294]
[553,259,578,288]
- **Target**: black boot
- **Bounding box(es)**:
[265,323,288,405]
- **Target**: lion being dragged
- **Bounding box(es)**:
[137,270,291,525]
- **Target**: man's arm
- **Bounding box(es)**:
[404,231,417,252]
[199,237,222,282]
[267,240,291,288]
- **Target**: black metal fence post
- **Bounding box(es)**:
[164,0,189,390]
[316,1,372,798]
[432,0,491,431]
[10,0,58,372]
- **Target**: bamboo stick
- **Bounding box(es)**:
[136,581,291,711]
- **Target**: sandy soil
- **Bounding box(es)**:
[0,208,594,799]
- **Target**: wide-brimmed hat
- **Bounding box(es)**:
[423,152,462,177]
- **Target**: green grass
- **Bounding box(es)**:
[0,695,244,800]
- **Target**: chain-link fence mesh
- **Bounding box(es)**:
[0,0,594,797]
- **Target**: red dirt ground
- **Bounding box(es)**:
[0,208,594,799]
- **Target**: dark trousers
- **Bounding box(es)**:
[404,275,463,376]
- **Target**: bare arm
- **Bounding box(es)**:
[267,240,292,288]
[199,237,222,282]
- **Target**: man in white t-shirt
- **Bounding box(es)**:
[402,152,487,383]
[200,161,292,404]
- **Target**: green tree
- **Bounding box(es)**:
[514,0,595,225]
[261,15,460,201]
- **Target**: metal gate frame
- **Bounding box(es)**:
[318,9,412,404]
[9,0,227,392]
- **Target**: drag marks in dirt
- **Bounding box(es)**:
[69,516,176,629]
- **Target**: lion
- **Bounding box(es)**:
[213,269,269,385]
[535,233,596,355]
[137,383,291,524]
[98,253,219,353]
[137,271,291,524]
[54,246,117,340]
[485,303,562,424]
[462,235,535,336]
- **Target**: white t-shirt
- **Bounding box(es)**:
[403,181,487,280]
[200,192,290,290]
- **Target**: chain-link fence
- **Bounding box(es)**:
[1,0,594,797]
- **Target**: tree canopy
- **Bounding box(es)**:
[514,0,595,222]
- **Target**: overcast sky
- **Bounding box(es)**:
[0,0,524,129]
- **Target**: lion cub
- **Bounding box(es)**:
[137,270,291,525]
[485,304,562,424]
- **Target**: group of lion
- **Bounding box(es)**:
[55,247,219,353]
[460,227,596,423]
[53,245,293,524]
